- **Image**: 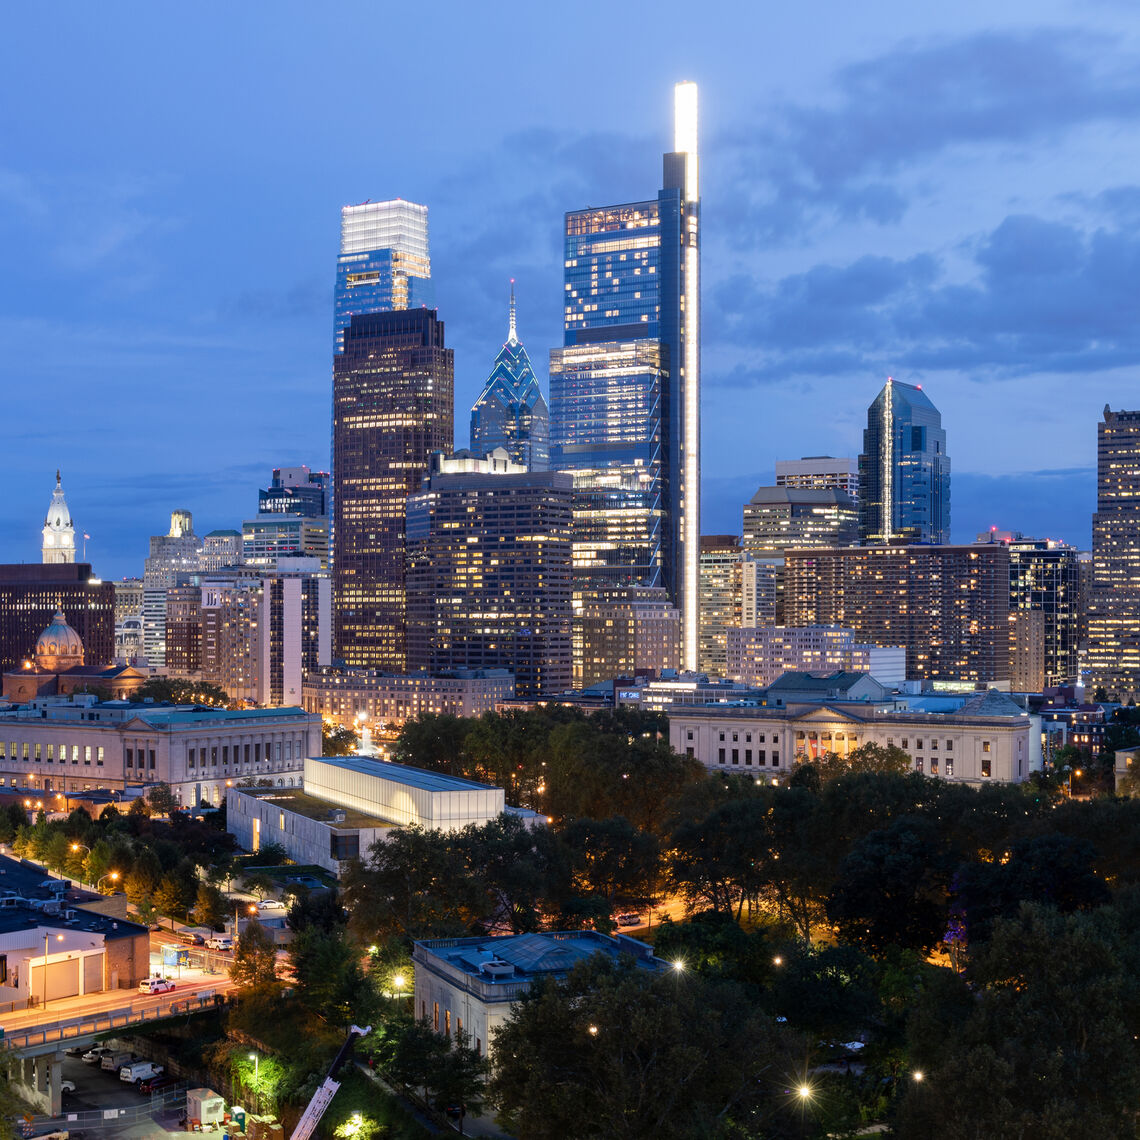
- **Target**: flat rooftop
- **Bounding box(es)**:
[314,754,499,794]
[233,786,395,831]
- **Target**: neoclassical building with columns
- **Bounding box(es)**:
[0,694,320,807]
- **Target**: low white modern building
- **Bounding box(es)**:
[669,688,1042,785]
[413,930,665,1058]
[226,754,528,875]
[727,626,906,689]
[0,696,320,807]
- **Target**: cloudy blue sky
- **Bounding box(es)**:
[2,0,1136,578]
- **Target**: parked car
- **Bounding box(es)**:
[616,913,642,927]
[120,1060,164,1085]
[257,899,285,911]
[138,976,175,995]
[176,930,205,946]
[59,1080,76,1095]
[64,1045,85,1057]
[205,936,233,951]
[81,1046,113,1065]
[138,1074,179,1095]
[101,1050,133,1072]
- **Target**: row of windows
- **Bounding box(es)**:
[188,741,289,769]
[706,730,778,744]
[716,748,778,767]
[0,742,103,766]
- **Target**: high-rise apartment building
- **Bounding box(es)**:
[975,531,1081,688]
[332,310,454,670]
[743,487,859,557]
[785,545,1010,683]
[858,379,950,545]
[775,457,859,499]
[574,585,680,690]
[470,284,549,470]
[699,535,746,677]
[551,82,701,668]
[334,200,433,351]
[405,453,573,697]
[1088,406,1140,699]
[726,625,906,688]
[142,510,200,668]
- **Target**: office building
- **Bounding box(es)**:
[743,487,859,557]
[698,535,747,676]
[0,696,319,807]
[785,544,1011,683]
[142,511,199,668]
[1088,406,1140,699]
[858,378,950,545]
[470,284,549,470]
[242,515,328,569]
[553,82,701,668]
[745,557,783,627]
[573,585,680,689]
[775,456,859,499]
[670,687,1040,785]
[112,578,145,664]
[334,200,432,351]
[332,309,454,670]
[405,453,573,697]
[302,666,515,730]
[41,471,76,564]
[726,625,906,688]
[0,564,115,675]
[258,466,330,517]
[198,530,243,573]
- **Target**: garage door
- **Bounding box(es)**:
[29,958,80,1002]
[83,953,103,993]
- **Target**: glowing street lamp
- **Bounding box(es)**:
[96,871,120,893]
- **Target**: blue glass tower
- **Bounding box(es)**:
[552,82,701,667]
[858,378,951,544]
[470,283,550,470]
[334,200,433,350]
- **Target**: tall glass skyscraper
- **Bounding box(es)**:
[858,378,950,545]
[334,200,433,351]
[469,283,549,469]
[551,82,701,668]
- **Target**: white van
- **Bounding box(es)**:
[205,936,233,951]
[120,1060,164,1084]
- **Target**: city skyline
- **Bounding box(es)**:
[4,2,1135,578]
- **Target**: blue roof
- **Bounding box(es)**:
[137,706,312,726]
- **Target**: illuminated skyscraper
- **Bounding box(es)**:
[332,310,453,670]
[552,81,701,668]
[334,200,433,351]
[1088,406,1140,699]
[858,379,950,545]
[470,283,549,469]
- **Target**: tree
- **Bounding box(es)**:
[230,918,280,992]
[241,872,276,900]
[490,954,799,1140]
[147,782,178,816]
[289,925,376,1027]
[807,742,913,781]
[561,816,661,903]
[322,722,358,757]
[124,849,163,908]
[153,870,194,918]
[193,883,229,930]
[826,815,954,955]
[432,1029,488,1121]
[392,713,468,773]
[135,677,231,707]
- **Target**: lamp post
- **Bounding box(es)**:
[96,871,120,894]
[42,932,64,1012]
[70,843,90,885]
[1069,767,1083,797]
[234,902,257,939]
[248,1052,259,1111]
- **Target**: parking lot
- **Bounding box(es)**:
[60,1049,172,1112]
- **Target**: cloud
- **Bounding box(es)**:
[951,468,1094,547]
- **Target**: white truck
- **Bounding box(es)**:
[120,1060,164,1084]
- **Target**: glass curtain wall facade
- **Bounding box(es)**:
[332,310,453,670]
[1089,406,1140,699]
[470,285,549,469]
[858,379,950,545]
[552,82,700,668]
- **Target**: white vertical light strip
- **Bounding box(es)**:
[674,82,699,200]
[678,82,701,670]
[882,378,894,543]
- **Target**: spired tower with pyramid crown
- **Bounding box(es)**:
[42,471,76,564]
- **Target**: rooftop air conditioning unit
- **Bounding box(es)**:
[481,959,515,977]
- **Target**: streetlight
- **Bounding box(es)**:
[69,843,90,884]
[1069,768,1083,797]
[912,1070,924,1083]
[96,871,120,894]
[234,902,257,938]
[42,932,64,1012]
[248,1052,259,1110]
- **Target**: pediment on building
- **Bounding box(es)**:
[790,704,870,726]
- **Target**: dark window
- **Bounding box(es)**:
[149,750,155,769]
[223,746,229,765]
[731,749,739,764]
[125,749,133,768]
[718,748,726,763]
[330,833,360,860]
[744,750,752,766]
[758,750,766,764]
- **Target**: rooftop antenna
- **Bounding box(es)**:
[508,279,518,345]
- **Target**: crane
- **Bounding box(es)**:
[289,1024,372,1140]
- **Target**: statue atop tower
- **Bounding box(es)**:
[42,470,76,564]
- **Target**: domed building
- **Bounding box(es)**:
[42,471,76,565]
[2,610,147,703]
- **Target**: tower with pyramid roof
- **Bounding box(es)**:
[469,282,549,470]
